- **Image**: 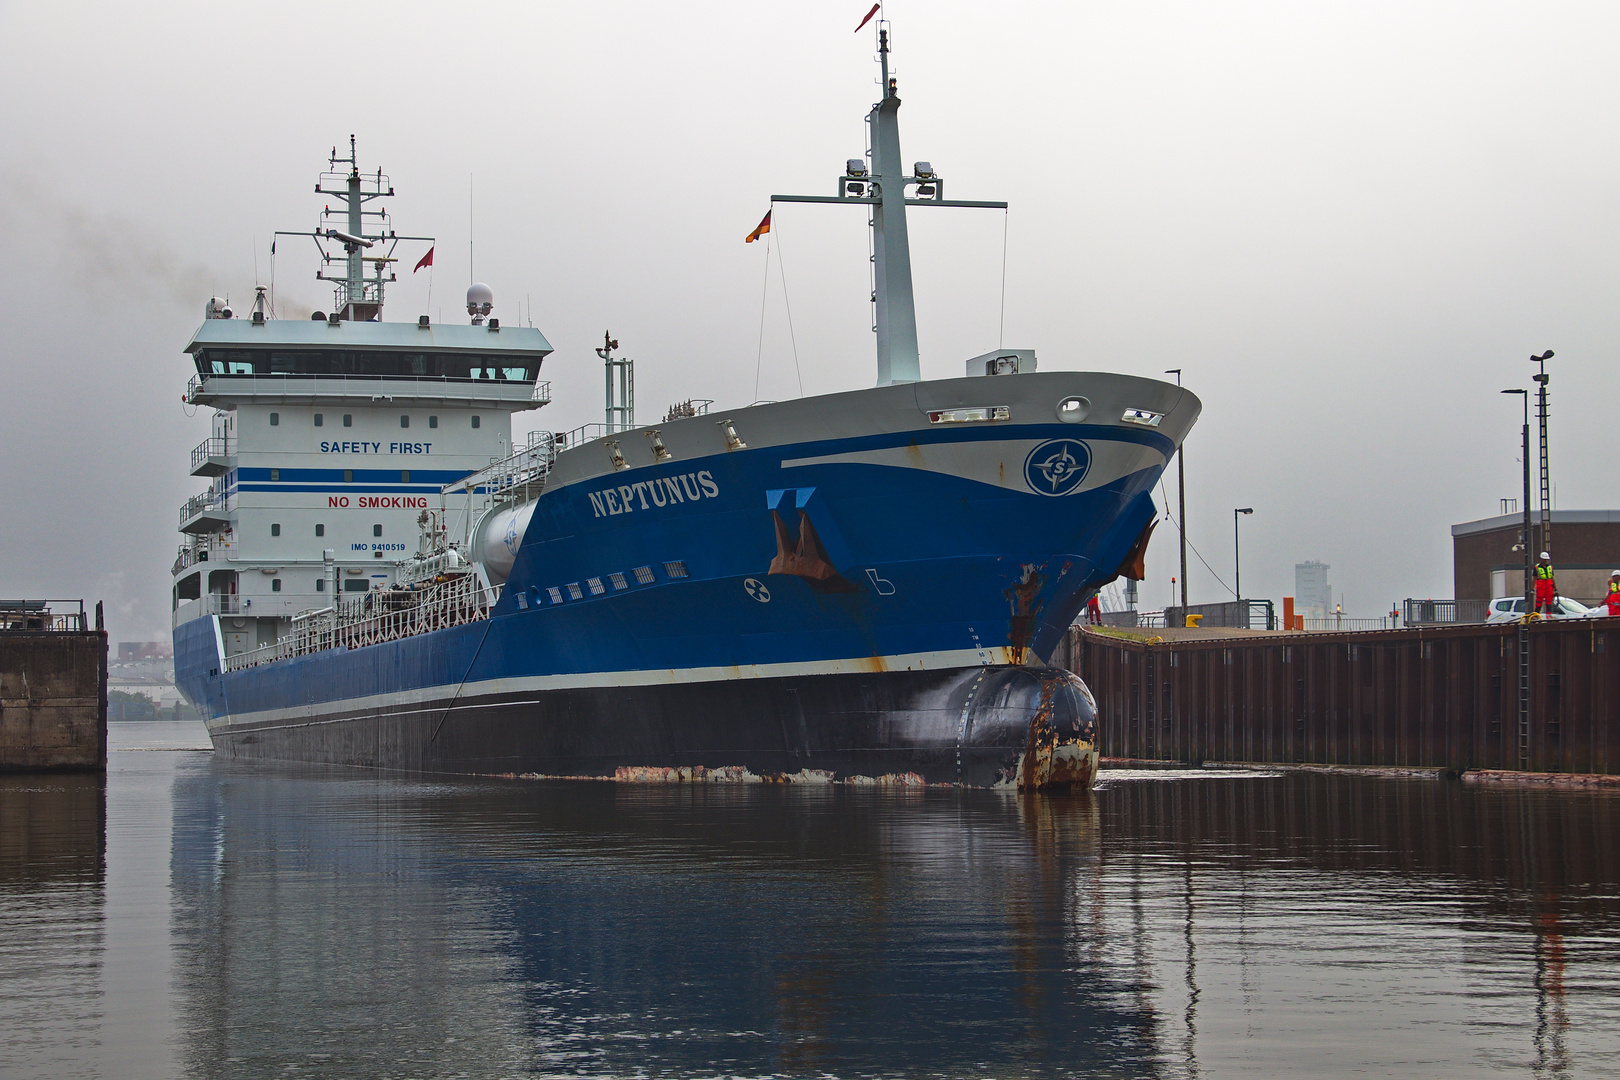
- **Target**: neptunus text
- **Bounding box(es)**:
[587,471,719,518]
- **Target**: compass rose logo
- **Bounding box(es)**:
[1023,439,1092,497]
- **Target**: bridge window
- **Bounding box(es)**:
[197,349,541,380]
[315,579,325,592]
[271,579,281,592]
[343,579,370,593]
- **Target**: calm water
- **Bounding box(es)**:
[2,722,1619,1078]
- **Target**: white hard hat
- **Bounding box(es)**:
[1540,551,1551,559]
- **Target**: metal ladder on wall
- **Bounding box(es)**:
[1143,653,1156,760]
[1517,622,1531,770]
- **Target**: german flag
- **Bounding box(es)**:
[745,209,772,243]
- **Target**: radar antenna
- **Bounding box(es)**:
[273,136,434,321]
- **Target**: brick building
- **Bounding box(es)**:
[1452,510,1620,604]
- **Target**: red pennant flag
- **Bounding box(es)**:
[413,246,434,273]
[745,210,772,244]
[855,3,879,32]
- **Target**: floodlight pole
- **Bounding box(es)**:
[1233,508,1253,604]
[1166,369,1187,615]
[1530,350,1554,559]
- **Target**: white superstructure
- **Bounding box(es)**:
[172,139,553,660]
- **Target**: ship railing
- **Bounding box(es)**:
[222,573,499,672]
[190,436,234,470]
[179,490,230,528]
[172,535,236,574]
[172,592,243,628]
[443,434,557,500]
[560,422,615,450]
[186,372,548,404]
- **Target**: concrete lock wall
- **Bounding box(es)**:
[1060,621,1620,775]
[0,632,108,771]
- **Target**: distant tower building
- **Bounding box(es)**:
[1296,560,1331,619]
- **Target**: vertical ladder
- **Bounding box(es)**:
[1143,653,1156,760]
[1517,622,1531,770]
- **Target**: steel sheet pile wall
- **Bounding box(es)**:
[1063,622,1620,774]
[0,632,108,771]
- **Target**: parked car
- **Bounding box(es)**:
[1484,595,1598,622]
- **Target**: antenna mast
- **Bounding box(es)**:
[770,23,1007,386]
[276,136,433,322]
[598,331,634,433]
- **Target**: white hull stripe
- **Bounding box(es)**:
[210,645,1022,735]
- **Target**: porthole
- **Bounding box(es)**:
[1057,396,1090,424]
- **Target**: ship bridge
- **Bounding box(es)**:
[173,136,556,663]
[185,318,552,409]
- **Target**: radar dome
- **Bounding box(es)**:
[467,283,494,321]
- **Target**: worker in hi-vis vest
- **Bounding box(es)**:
[1534,552,1558,616]
[1606,571,1620,618]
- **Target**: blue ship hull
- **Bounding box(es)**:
[176,372,1198,786]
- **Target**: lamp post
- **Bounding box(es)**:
[1166,369,1188,617]
[1529,350,1553,559]
[1233,507,1254,602]
[1501,389,1532,619]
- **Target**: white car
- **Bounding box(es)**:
[1484,595,1598,622]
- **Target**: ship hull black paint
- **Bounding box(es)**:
[209,665,1098,787]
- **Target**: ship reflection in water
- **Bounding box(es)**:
[4,734,1620,1078]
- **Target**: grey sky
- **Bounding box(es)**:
[2,0,1616,640]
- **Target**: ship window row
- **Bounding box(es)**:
[268,412,472,430]
[198,349,535,381]
[234,576,374,593]
[512,561,689,612]
[267,523,388,535]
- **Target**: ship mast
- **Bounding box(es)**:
[275,136,433,321]
[772,23,1007,385]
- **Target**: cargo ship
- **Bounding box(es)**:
[171,26,1200,788]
